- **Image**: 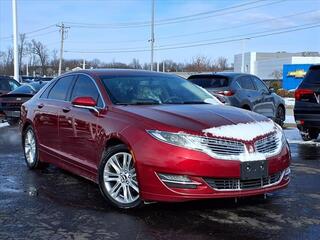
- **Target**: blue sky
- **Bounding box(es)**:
[1,0,320,65]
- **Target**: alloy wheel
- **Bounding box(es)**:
[103,152,139,204]
[24,129,36,165]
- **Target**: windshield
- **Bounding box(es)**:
[101,74,219,105]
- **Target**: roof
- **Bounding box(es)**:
[187,72,253,79]
[68,69,173,78]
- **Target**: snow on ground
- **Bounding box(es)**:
[284,115,295,124]
[284,128,320,146]
[285,98,295,107]
[0,122,9,128]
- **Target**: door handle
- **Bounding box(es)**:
[37,103,44,109]
[62,107,71,113]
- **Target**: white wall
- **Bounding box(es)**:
[255,58,292,79]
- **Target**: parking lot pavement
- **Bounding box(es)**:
[0,126,320,240]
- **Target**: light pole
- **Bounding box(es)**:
[12,0,19,81]
[150,0,155,71]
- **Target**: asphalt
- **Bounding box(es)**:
[0,126,320,240]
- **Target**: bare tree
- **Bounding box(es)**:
[215,56,228,71]
[185,56,211,72]
[270,70,283,80]
[31,40,49,75]
[129,58,142,69]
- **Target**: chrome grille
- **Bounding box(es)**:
[204,172,282,191]
[199,136,245,156]
[255,132,280,155]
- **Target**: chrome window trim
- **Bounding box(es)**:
[72,73,106,109]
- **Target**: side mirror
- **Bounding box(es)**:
[72,96,99,113]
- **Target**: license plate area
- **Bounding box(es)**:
[240,160,268,180]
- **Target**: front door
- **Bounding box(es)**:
[58,74,105,174]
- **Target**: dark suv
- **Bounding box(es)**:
[188,73,286,127]
[294,65,320,141]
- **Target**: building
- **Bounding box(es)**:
[234,52,320,80]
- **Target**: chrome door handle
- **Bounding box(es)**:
[37,103,44,109]
[62,107,71,113]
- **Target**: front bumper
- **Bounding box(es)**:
[132,134,291,202]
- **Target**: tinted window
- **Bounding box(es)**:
[304,66,320,85]
[189,76,229,88]
[48,76,74,100]
[252,76,268,92]
[237,76,256,90]
[71,75,103,107]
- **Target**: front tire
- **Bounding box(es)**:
[22,126,45,169]
[98,144,141,209]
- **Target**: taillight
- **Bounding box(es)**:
[218,90,234,96]
[295,89,314,101]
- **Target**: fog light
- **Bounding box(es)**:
[158,173,201,189]
[284,167,291,180]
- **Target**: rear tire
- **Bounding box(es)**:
[300,129,319,141]
[22,126,47,169]
[275,106,285,128]
[98,144,142,209]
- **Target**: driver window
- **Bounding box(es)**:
[71,75,103,108]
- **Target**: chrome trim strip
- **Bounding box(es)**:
[208,170,285,192]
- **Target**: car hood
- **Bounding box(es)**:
[116,104,271,136]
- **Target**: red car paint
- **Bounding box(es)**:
[20,70,290,203]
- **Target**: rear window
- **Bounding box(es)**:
[304,66,320,84]
[189,76,229,88]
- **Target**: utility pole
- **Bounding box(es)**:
[149,0,155,71]
[12,0,19,81]
[57,23,70,75]
[162,61,165,72]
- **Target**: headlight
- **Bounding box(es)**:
[274,123,287,147]
[147,130,203,151]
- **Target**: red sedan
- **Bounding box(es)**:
[20,69,291,209]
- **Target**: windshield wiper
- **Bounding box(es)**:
[116,100,161,105]
[181,101,208,104]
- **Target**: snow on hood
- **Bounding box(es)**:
[202,120,275,141]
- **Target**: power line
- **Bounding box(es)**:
[66,0,285,29]
[0,24,56,40]
[64,23,320,54]
[63,9,317,45]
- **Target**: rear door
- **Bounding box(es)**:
[251,76,275,118]
[34,75,75,155]
[235,76,260,110]
[58,74,105,173]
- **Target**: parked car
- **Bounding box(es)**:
[0,81,47,125]
[21,69,291,209]
[294,65,320,141]
[0,75,20,96]
[188,73,286,127]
